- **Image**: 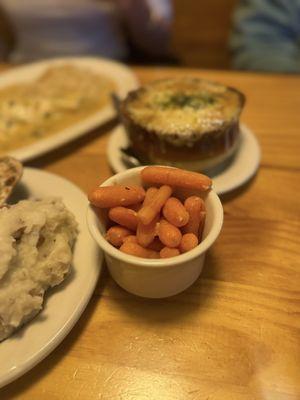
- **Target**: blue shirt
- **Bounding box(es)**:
[230,0,300,72]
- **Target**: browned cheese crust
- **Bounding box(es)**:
[120,78,245,167]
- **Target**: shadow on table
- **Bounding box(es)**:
[105,249,221,325]
[26,118,117,169]
[219,172,258,204]
[0,264,108,399]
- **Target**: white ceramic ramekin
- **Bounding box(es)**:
[87,166,223,298]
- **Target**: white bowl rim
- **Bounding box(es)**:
[86,166,223,268]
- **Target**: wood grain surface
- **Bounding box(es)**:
[0,65,300,400]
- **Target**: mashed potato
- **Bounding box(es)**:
[0,198,78,341]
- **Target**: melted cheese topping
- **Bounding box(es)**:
[126,78,243,141]
[0,65,115,153]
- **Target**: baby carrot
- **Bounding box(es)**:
[183,196,205,237]
[162,197,189,227]
[120,241,159,259]
[105,225,133,247]
[160,247,180,258]
[143,187,159,206]
[179,233,199,253]
[136,214,159,248]
[122,235,138,244]
[158,219,182,248]
[141,166,212,191]
[138,185,172,225]
[108,206,138,231]
[88,185,145,208]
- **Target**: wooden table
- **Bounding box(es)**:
[1,66,300,400]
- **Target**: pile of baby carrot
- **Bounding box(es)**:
[88,166,212,259]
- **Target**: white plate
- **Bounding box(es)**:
[0,168,102,389]
[107,124,260,195]
[1,57,138,162]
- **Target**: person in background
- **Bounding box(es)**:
[0,6,15,59]
[230,0,300,73]
[0,0,172,62]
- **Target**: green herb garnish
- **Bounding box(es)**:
[157,92,216,110]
